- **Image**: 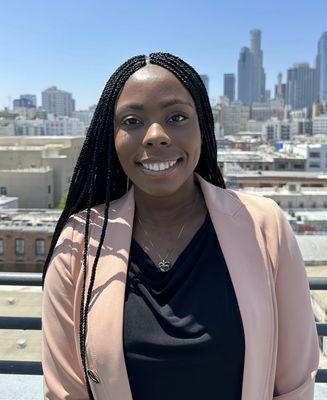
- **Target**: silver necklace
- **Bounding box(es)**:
[135,191,199,272]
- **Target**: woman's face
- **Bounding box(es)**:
[114,64,202,197]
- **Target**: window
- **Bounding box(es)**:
[0,187,7,195]
[15,238,25,256]
[309,152,320,158]
[0,238,3,255]
[309,162,320,168]
[35,239,45,256]
[48,185,51,194]
[293,164,304,169]
[276,163,286,169]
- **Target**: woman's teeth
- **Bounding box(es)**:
[141,160,177,171]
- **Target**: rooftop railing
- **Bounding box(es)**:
[0,272,326,383]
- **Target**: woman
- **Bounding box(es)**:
[41,52,320,400]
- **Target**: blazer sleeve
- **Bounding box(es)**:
[42,215,89,400]
[271,202,320,400]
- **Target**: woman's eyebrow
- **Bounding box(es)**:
[116,98,194,114]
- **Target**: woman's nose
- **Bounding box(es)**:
[142,123,171,147]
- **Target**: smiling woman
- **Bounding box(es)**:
[41,52,319,400]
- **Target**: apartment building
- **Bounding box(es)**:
[0,136,84,207]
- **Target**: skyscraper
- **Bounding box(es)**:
[238,47,253,105]
[13,94,37,109]
[317,32,327,101]
[250,29,266,103]
[237,29,266,105]
[223,74,236,102]
[42,86,75,117]
[286,64,317,110]
[274,73,286,101]
[200,74,209,95]
[20,94,37,107]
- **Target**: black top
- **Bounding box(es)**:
[123,211,245,399]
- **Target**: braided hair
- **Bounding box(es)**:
[42,52,226,399]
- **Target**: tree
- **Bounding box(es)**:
[57,191,68,209]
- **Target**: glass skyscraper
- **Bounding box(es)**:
[317,32,327,101]
[223,73,236,102]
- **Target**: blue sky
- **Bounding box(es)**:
[0,0,326,109]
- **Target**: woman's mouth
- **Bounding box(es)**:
[135,158,183,177]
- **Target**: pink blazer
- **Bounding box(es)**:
[42,172,320,400]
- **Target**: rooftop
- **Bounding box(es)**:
[226,170,327,178]
[0,209,61,232]
[240,186,327,196]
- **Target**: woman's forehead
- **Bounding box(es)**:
[128,63,177,82]
[116,65,193,106]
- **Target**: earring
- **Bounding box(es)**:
[126,177,130,193]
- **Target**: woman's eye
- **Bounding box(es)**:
[121,114,187,127]
[169,114,187,122]
[121,117,141,126]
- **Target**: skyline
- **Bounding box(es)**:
[1,0,327,109]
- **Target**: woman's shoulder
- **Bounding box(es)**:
[70,192,129,224]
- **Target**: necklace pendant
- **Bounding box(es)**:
[158,259,171,272]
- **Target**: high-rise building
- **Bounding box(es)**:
[265,90,271,102]
[250,29,266,103]
[238,47,253,105]
[13,98,33,109]
[200,74,209,95]
[20,94,37,107]
[220,102,250,134]
[42,86,75,117]
[237,29,266,105]
[13,94,37,109]
[223,74,236,102]
[316,32,327,101]
[286,64,317,110]
[274,73,286,101]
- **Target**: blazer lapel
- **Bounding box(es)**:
[84,172,275,400]
[84,188,135,400]
[195,173,276,400]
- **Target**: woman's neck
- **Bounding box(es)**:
[133,174,205,229]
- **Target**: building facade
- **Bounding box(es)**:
[20,94,37,107]
[44,116,85,136]
[286,63,317,110]
[249,29,266,103]
[220,103,250,134]
[223,73,235,102]
[238,29,266,105]
[317,32,327,101]
[0,209,60,272]
[238,47,253,105]
[0,136,84,207]
[200,74,209,95]
[42,86,75,117]
[312,115,327,134]
[0,167,54,208]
